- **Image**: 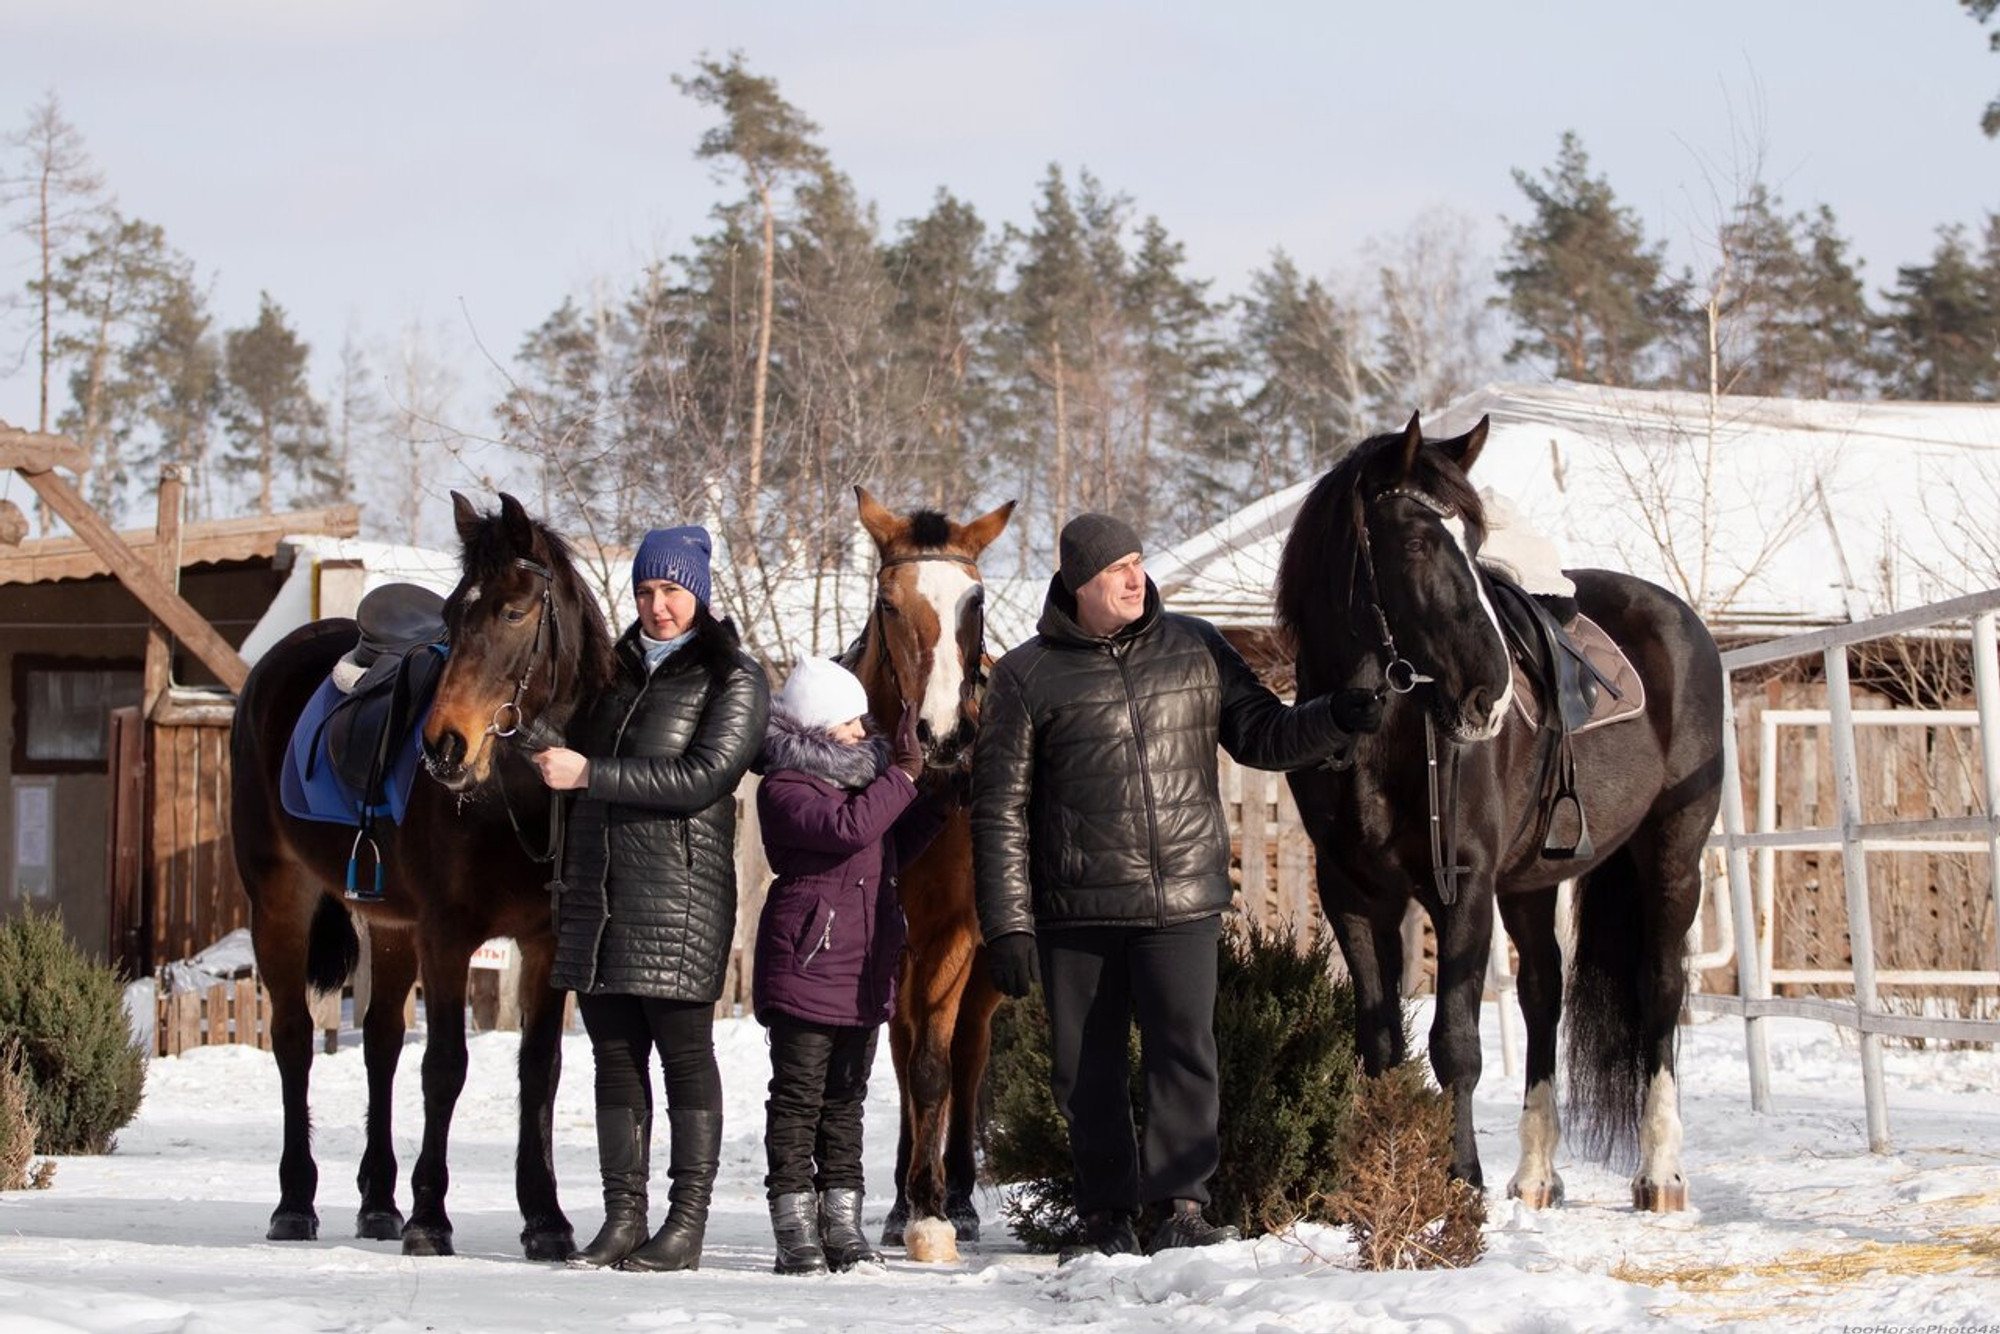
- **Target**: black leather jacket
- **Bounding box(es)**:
[973,577,1357,939]
[552,616,769,1001]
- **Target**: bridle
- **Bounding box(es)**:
[1349,483,1474,905]
[438,554,567,865]
[871,550,987,766]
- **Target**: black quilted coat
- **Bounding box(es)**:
[974,577,1358,940]
[552,615,770,1001]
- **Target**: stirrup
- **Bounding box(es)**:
[345,826,386,901]
[1541,791,1592,861]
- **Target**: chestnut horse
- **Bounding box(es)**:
[1276,416,1723,1210]
[846,487,1014,1254]
[230,492,611,1256]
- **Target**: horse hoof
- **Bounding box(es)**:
[1506,1179,1563,1210]
[267,1209,319,1242]
[946,1197,981,1242]
[522,1226,576,1262]
[356,1206,404,1240]
[904,1216,959,1264]
[1633,1178,1688,1212]
[880,1202,909,1247]
[401,1224,455,1257]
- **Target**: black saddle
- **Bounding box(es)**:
[323,584,448,799]
[1486,575,1622,860]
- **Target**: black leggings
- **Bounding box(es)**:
[578,993,722,1114]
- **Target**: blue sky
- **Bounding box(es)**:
[3,0,1995,440]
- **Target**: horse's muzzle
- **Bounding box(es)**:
[423,729,474,789]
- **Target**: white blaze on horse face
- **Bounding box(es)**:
[1439,512,1514,739]
[913,560,979,740]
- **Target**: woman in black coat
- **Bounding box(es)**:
[532,525,769,1272]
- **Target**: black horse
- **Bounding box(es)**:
[1276,414,1723,1211]
[230,492,611,1255]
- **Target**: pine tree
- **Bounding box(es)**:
[1966,0,2000,136]
[675,53,827,529]
[881,190,1002,508]
[1881,220,2000,401]
[1238,250,1369,486]
[1496,131,1678,385]
[5,93,104,439]
[222,292,332,513]
[124,273,222,515]
[1123,214,1223,535]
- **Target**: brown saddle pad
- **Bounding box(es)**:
[1507,613,1646,735]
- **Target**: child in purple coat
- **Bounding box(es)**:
[753,657,945,1275]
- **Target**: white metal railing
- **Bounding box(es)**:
[1699,587,2000,1152]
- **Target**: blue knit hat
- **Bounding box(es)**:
[632,525,713,606]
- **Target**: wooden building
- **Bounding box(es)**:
[0,498,358,972]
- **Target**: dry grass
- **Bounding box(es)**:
[0,1037,53,1191]
[1610,1226,2000,1292]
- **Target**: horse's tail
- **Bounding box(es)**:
[1562,842,1658,1168]
[306,895,360,996]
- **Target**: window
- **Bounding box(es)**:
[11,656,143,774]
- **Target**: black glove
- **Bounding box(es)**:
[986,932,1039,999]
[1331,687,1384,736]
[892,701,924,781]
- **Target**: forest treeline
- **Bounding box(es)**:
[5,57,1999,588]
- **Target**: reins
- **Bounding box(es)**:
[483,555,566,867]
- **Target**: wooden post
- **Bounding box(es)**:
[3,426,247,691]
[233,976,258,1045]
[142,465,185,716]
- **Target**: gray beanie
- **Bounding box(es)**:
[1058,513,1143,593]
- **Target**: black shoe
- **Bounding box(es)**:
[770,1191,829,1275]
[567,1107,650,1269]
[1146,1199,1240,1254]
[818,1187,883,1271]
[1057,1210,1141,1264]
[618,1109,721,1272]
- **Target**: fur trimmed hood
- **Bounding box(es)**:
[758,709,889,790]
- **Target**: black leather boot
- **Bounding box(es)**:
[566,1107,650,1268]
[818,1187,883,1271]
[618,1108,721,1272]
[770,1191,829,1275]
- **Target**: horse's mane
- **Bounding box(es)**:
[907,509,952,550]
[452,509,616,699]
[1273,430,1488,660]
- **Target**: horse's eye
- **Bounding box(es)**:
[1403,537,1426,556]
[504,607,530,625]
[879,600,899,619]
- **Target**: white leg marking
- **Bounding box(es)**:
[1635,1069,1686,1204]
[1508,1078,1563,1207]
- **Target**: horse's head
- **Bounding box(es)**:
[421,491,611,792]
[854,486,1015,770]
[1278,413,1512,744]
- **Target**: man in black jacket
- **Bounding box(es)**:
[973,513,1381,1259]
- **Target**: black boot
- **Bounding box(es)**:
[618,1109,721,1272]
[1146,1199,1240,1254]
[770,1191,829,1275]
[1057,1209,1141,1264]
[818,1188,883,1271]
[566,1107,650,1269]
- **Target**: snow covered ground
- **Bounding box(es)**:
[3,1001,1998,1333]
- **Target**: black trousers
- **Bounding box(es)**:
[578,993,722,1115]
[764,1016,879,1198]
[1038,914,1221,1214]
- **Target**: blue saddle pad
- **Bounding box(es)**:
[279,675,428,827]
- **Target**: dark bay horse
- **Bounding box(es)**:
[230,492,611,1256]
[1276,415,1723,1211]
[848,486,1014,1259]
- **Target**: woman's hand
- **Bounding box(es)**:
[532,747,591,790]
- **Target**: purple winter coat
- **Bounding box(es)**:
[752,713,947,1028]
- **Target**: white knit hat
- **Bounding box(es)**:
[773,656,871,731]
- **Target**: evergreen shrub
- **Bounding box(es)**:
[1326,1061,1486,1269]
[983,920,1361,1249]
[0,910,146,1154]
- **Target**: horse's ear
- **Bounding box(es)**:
[955,499,1016,557]
[1441,415,1490,475]
[497,492,536,553]
[854,485,902,549]
[451,491,481,544]
[1398,412,1425,477]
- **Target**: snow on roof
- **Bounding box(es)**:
[1154,382,2000,636]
